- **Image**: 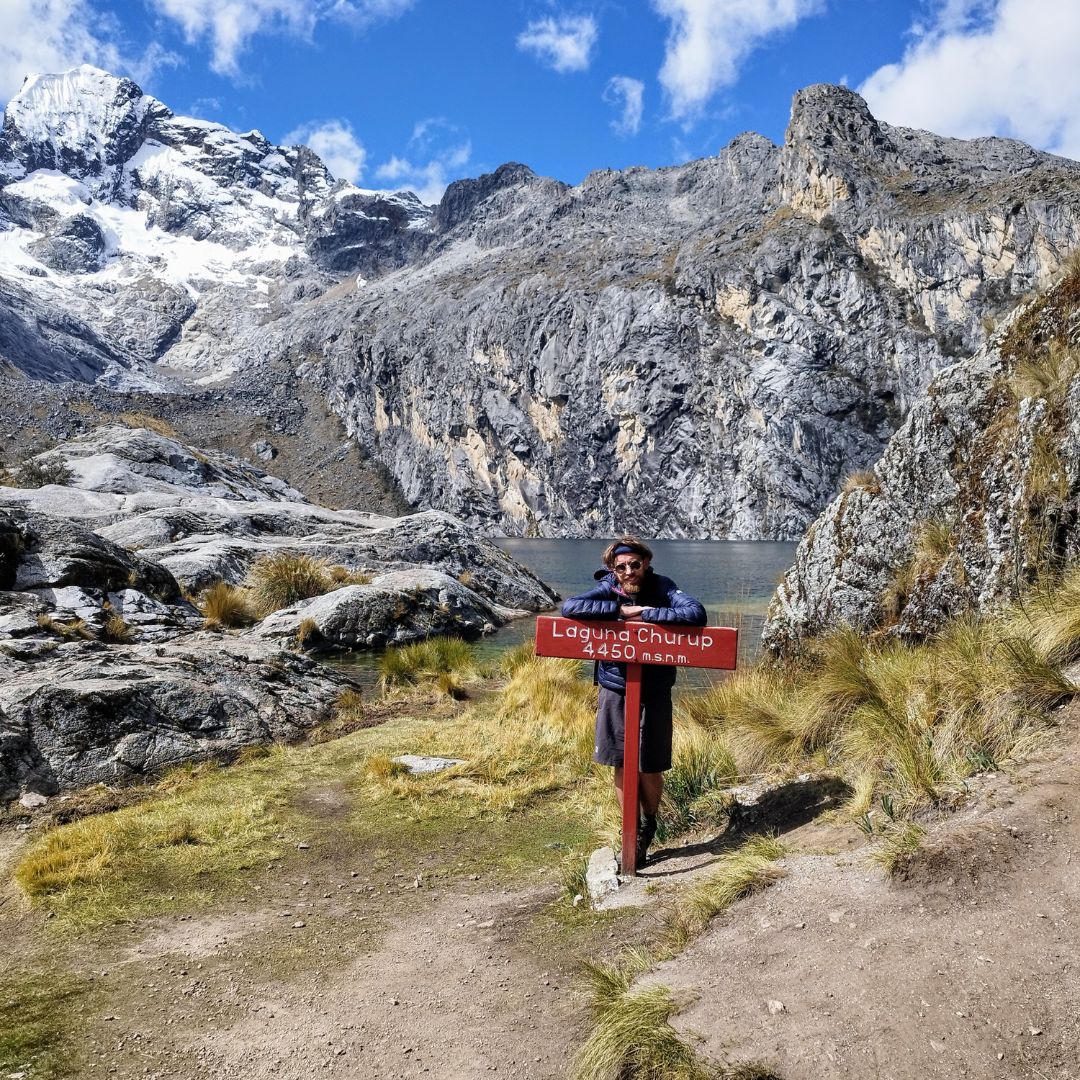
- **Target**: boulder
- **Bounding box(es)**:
[0,634,353,799]
[250,568,522,650]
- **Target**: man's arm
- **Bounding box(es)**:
[562,584,621,620]
[640,585,707,626]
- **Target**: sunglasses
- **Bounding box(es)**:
[613,559,643,574]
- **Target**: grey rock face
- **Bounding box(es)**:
[0,635,351,799]
[10,70,1080,540]
[26,212,106,272]
[763,273,1080,651]
[242,84,1080,539]
[1,504,179,599]
[0,423,557,798]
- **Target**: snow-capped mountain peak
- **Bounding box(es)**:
[3,65,165,181]
[0,66,437,387]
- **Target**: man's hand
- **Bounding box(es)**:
[620,605,644,620]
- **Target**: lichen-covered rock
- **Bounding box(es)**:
[0,504,179,599]
[764,273,1080,652]
[0,635,352,799]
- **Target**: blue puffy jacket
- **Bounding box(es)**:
[561,567,707,693]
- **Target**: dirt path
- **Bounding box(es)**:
[4,707,1078,1080]
[652,711,1080,1080]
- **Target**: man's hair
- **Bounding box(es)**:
[602,536,654,569]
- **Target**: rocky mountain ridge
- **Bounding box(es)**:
[763,265,1080,652]
[6,70,1080,537]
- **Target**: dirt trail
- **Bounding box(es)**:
[3,708,1078,1079]
[654,710,1080,1080]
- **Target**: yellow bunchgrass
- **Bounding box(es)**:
[686,604,1076,811]
[1009,565,1080,665]
[575,836,788,1080]
[246,551,335,616]
[871,821,927,876]
[199,581,256,628]
[14,759,286,929]
[380,635,485,695]
[665,835,786,952]
[360,656,599,820]
[576,950,712,1080]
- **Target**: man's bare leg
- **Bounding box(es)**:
[612,768,664,817]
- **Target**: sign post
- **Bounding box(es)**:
[535,615,738,877]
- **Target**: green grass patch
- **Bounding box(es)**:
[688,603,1076,813]
[0,971,92,1078]
[380,635,491,695]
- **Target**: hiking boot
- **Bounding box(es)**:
[635,814,658,870]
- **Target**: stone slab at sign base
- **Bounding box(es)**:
[392,754,465,776]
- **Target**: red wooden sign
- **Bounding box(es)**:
[535,616,738,671]
[535,615,738,879]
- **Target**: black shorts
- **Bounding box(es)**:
[593,686,673,773]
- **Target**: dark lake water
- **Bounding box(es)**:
[329,538,797,696]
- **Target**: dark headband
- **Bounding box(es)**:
[612,544,637,556]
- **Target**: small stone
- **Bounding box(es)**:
[1029,1027,1043,1036]
[292,921,306,929]
[19,791,49,809]
[767,1000,786,1015]
[828,909,846,924]
[297,843,310,850]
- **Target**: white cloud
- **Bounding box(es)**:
[516,15,598,73]
[0,0,173,103]
[147,0,414,78]
[285,119,366,183]
[860,0,1080,160]
[374,119,472,204]
[327,0,416,25]
[651,0,823,119]
[148,0,315,76]
[603,76,644,136]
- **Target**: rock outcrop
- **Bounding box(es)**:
[0,425,557,799]
[763,270,1080,652]
[251,86,1080,538]
[0,635,352,799]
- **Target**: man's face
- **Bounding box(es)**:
[612,552,649,595]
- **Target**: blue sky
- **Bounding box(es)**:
[3,1,1080,202]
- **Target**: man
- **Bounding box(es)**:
[561,537,707,869]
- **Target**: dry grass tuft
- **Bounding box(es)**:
[118,412,179,438]
[871,821,927,876]
[199,581,256,629]
[689,594,1077,813]
[328,564,372,586]
[665,835,786,951]
[246,551,334,617]
[100,613,135,644]
[841,469,881,495]
[36,614,96,641]
[295,616,322,649]
[14,765,283,928]
[380,636,481,695]
[576,950,714,1080]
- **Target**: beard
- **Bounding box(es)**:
[621,580,642,596]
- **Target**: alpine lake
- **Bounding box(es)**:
[326,539,798,699]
